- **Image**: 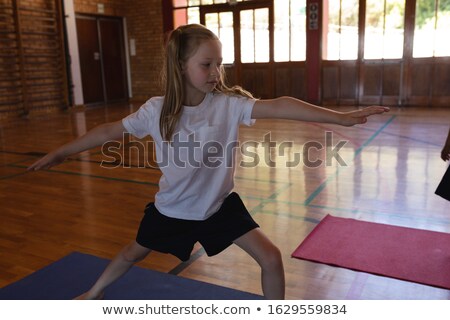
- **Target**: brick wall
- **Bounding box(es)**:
[125,0,165,101]
[73,0,126,16]
[73,0,165,102]
[0,0,67,118]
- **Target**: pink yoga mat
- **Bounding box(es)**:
[292,215,450,290]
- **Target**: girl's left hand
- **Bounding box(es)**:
[341,106,390,127]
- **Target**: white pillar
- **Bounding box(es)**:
[63,0,84,106]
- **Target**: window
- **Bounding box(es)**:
[173,4,200,29]
[204,12,234,63]
[274,0,307,61]
[173,0,249,28]
[172,0,307,63]
[364,0,405,59]
[322,0,359,60]
[172,1,257,64]
[173,0,270,64]
[413,0,450,57]
[240,8,269,63]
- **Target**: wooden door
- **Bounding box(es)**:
[76,15,127,105]
[76,16,104,104]
[99,18,127,102]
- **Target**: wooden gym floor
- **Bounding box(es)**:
[0,102,449,299]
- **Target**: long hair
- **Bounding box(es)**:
[160,24,253,142]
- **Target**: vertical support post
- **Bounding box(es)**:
[306,0,321,104]
[56,0,70,108]
[12,0,28,115]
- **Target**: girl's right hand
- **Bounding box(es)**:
[442,146,450,162]
[27,151,66,171]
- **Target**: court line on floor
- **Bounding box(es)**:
[1,147,293,187]
[235,175,292,184]
[0,171,29,181]
[357,126,442,147]
[248,182,293,216]
[1,148,320,178]
[303,115,396,206]
[0,157,37,180]
[0,149,162,171]
[8,163,159,187]
[308,122,361,147]
[345,272,369,299]
[242,194,450,227]
[256,209,322,224]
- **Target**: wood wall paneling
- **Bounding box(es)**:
[432,61,450,96]
[340,63,357,102]
[290,66,306,100]
[382,62,401,105]
[322,61,358,106]
[275,67,291,97]
[224,65,236,88]
[431,59,450,107]
[241,64,271,99]
[411,61,431,97]
[360,62,381,105]
[274,64,306,100]
[322,65,338,102]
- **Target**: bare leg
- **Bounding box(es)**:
[233,228,285,299]
[76,241,151,299]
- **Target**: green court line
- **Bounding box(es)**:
[8,163,159,187]
[6,164,289,187]
[235,175,290,184]
[248,182,292,215]
[0,157,36,180]
[357,126,442,147]
[241,194,450,227]
[354,115,397,157]
[0,156,35,168]
[0,171,29,180]
[303,115,396,206]
[0,150,298,185]
[257,209,321,225]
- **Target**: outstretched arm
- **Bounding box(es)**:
[252,96,389,126]
[442,128,450,162]
[28,120,126,171]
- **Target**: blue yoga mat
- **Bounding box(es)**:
[0,252,262,300]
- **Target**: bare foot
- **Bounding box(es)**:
[74,291,104,300]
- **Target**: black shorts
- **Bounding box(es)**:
[136,192,259,261]
[436,165,450,201]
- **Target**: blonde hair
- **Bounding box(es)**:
[160,23,253,142]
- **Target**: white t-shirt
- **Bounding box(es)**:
[122,92,256,220]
